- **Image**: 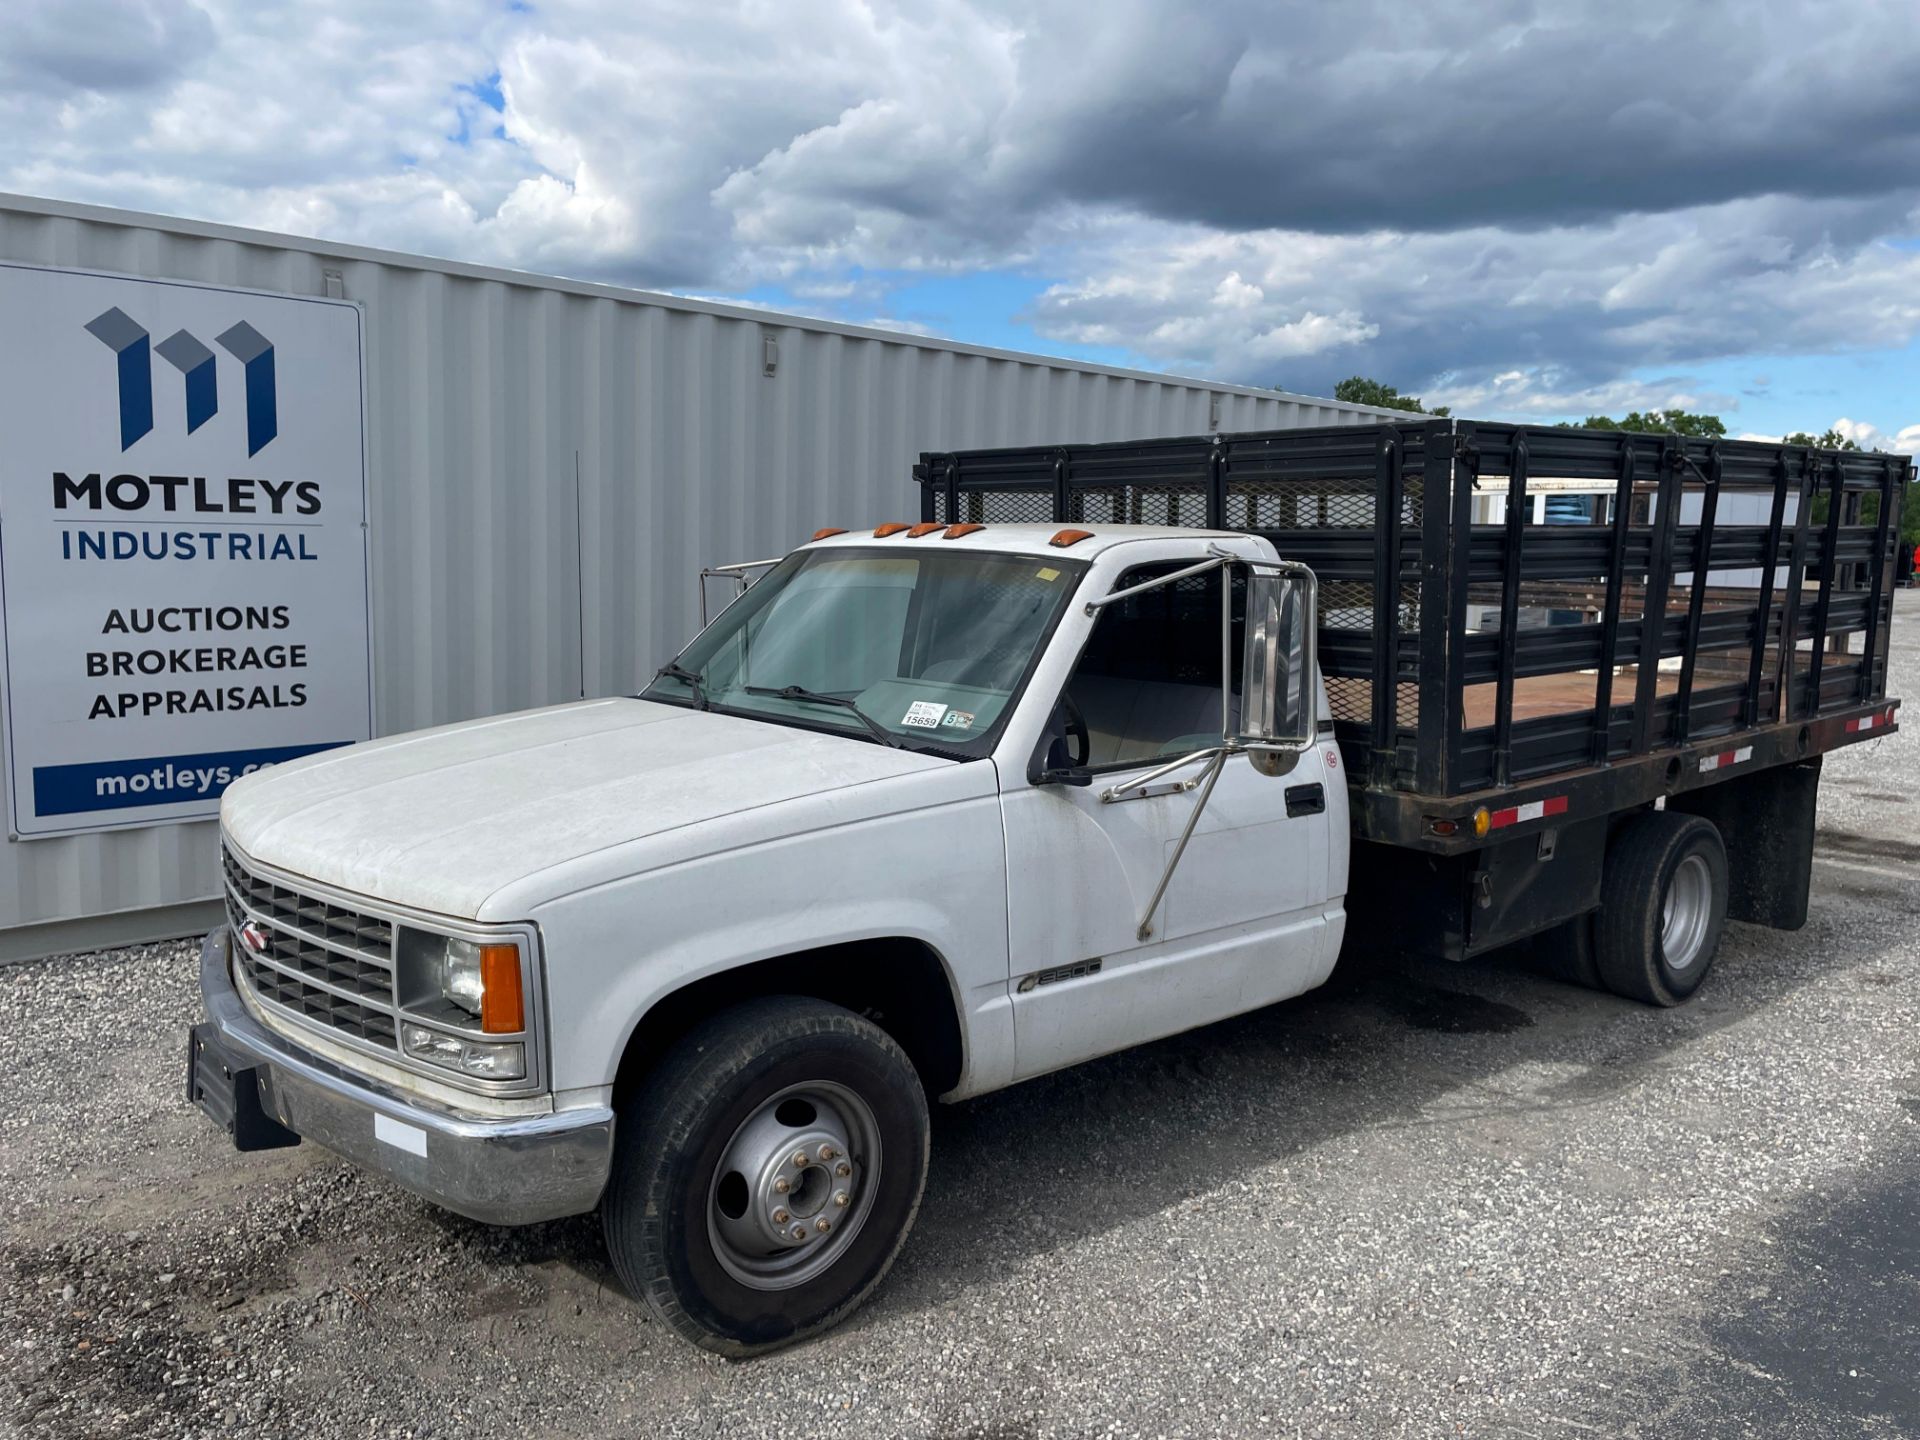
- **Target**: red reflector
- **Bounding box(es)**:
[1050,528,1094,548]
[906,522,945,538]
[810,527,848,541]
[943,523,985,538]
[872,523,912,537]
[1487,794,1569,829]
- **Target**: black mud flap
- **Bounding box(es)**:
[187,1023,301,1152]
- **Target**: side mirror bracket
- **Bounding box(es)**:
[1028,707,1093,787]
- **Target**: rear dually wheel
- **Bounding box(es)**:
[1595,810,1729,1006]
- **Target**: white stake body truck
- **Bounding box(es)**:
[189,420,1904,1353]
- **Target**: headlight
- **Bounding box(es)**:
[393,929,531,1085]
[400,1023,526,1081]
[440,938,486,1014]
[401,931,527,1034]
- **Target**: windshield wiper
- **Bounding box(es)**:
[653,661,709,710]
[743,684,902,748]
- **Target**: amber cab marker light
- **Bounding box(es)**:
[906,522,946,538]
[943,523,986,538]
[872,522,913,537]
[1050,528,1095,547]
[810,527,848,541]
[478,944,525,1034]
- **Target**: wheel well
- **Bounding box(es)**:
[610,938,964,1107]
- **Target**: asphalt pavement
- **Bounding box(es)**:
[4,593,1917,1439]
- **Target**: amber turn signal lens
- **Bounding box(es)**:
[478,943,525,1034]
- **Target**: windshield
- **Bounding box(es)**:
[644,546,1086,754]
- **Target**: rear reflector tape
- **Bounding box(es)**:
[1488,794,1568,829]
[1845,708,1894,733]
[1698,745,1754,773]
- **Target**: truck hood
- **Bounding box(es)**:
[220,698,954,919]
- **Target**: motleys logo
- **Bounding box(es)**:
[84,307,278,456]
[93,755,282,800]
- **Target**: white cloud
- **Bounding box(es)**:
[1742,418,1920,452]
[1023,198,1920,396]
[2,0,1919,419]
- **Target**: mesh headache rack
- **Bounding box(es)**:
[916,419,1907,840]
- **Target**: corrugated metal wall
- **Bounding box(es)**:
[0,193,1394,956]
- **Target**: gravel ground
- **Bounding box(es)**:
[5,595,1918,1440]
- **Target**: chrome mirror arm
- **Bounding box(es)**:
[1132,749,1228,942]
[1100,745,1226,803]
[697,557,784,625]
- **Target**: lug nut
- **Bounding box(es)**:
[792,1152,809,1169]
[815,1217,831,1233]
[773,1176,790,1194]
[790,1225,808,1241]
[833,1191,850,1208]
[772,1207,789,1224]
[817,1143,836,1161]
[835,1162,851,1177]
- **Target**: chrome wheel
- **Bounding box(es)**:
[706,1081,881,1291]
[1661,853,1713,972]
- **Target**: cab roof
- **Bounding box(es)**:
[802,522,1255,560]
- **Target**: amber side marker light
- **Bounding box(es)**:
[478,944,525,1034]
[906,522,946,538]
[1472,806,1492,839]
[1050,528,1094,547]
[810,527,848,541]
[943,523,986,538]
[873,522,912,537]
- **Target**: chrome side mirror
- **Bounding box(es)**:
[1236,563,1316,758]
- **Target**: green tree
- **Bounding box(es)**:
[1571,410,1727,438]
[1333,376,1450,418]
[1783,429,1860,451]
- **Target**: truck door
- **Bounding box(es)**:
[1000,558,1343,1081]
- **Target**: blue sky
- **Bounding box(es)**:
[3,0,1916,450]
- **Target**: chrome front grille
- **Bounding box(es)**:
[222,847,393,962]
[223,844,400,1051]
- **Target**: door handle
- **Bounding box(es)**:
[1284,783,1325,818]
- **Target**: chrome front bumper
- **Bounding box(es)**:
[193,927,614,1226]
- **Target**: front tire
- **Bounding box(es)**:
[602,996,930,1356]
[1595,811,1729,1006]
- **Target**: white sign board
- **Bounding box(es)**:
[0,265,373,837]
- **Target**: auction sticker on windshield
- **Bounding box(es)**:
[0,264,374,838]
[902,700,946,729]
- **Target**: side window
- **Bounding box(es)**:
[1064,563,1244,769]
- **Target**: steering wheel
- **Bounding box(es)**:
[1058,691,1091,768]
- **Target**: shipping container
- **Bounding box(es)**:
[0,191,1397,959]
